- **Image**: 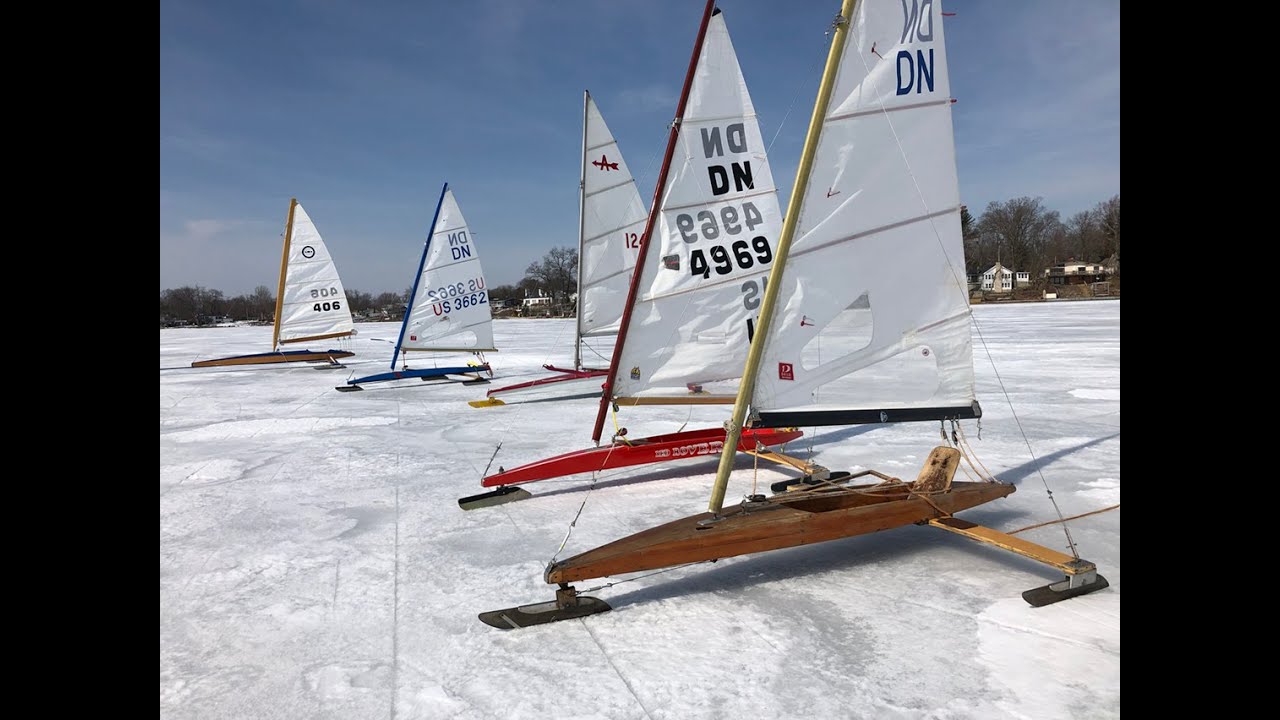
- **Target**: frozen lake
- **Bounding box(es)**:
[160,299,1119,719]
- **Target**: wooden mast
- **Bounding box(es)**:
[590,0,718,444]
[271,198,298,352]
[574,91,589,371]
[707,0,860,514]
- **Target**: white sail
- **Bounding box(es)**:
[749,0,976,424]
[611,11,784,402]
[400,189,496,352]
[578,93,647,340]
[276,203,355,345]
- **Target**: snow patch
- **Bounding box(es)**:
[976,596,1121,720]
[165,416,397,442]
[1069,388,1119,401]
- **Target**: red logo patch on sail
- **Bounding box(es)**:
[779,363,794,381]
[410,335,417,341]
[592,154,619,171]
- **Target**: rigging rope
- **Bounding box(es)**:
[578,560,714,595]
[610,403,634,446]
[548,476,598,566]
[971,320,1081,558]
[546,440,628,566]
[764,26,830,157]
[954,420,997,482]
[1007,504,1119,536]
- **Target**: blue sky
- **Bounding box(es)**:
[160,0,1120,296]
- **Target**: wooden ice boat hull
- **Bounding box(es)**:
[545,480,1016,584]
[191,349,353,367]
[480,426,804,487]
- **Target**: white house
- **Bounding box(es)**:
[980,262,1028,293]
[1043,260,1109,285]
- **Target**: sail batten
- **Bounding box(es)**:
[828,97,952,123]
[584,178,639,198]
[676,112,765,125]
[583,220,646,244]
[632,271,772,304]
[657,186,782,214]
[578,265,633,286]
[782,206,959,261]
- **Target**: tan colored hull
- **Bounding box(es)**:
[546,481,1015,584]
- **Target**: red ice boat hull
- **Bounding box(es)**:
[481,426,804,488]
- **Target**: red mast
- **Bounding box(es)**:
[591,0,718,443]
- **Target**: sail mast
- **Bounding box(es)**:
[271,198,298,352]
[708,0,859,514]
[574,91,590,371]
[590,0,717,444]
[391,183,450,370]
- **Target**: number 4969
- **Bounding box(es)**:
[690,236,773,279]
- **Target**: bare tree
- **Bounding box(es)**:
[225,294,251,320]
[1095,194,1120,267]
[976,197,1062,275]
[517,276,543,298]
[345,289,374,315]
[1062,210,1097,262]
[523,246,578,303]
[250,285,274,321]
[160,285,225,324]
[373,292,404,320]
